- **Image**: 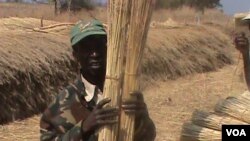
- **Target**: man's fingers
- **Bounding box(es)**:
[97,119,118,125]
[122,100,145,107]
[130,91,142,96]
[130,91,143,98]
[96,107,119,115]
[122,104,137,109]
[122,100,139,104]
[123,109,137,114]
[96,112,119,120]
[130,91,144,101]
[97,98,111,108]
[237,39,248,44]
[235,37,248,42]
[124,109,148,117]
[122,103,145,109]
[235,37,249,50]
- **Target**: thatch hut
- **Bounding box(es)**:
[0,17,234,124]
[0,17,77,123]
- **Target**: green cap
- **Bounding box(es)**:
[70,19,107,46]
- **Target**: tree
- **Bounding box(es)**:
[54,0,94,15]
[155,0,184,9]
[185,0,222,13]
[155,0,222,11]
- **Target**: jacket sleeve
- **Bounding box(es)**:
[40,118,83,141]
[40,90,93,141]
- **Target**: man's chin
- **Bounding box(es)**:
[90,65,102,70]
[88,67,103,74]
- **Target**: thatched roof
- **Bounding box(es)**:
[0,17,77,123]
[143,25,233,80]
[0,17,233,123]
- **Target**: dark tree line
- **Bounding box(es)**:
[54,0,95,15]
[155,0,222,12]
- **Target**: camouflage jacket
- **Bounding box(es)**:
[40,76,156,141]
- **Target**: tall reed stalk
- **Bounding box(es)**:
[119,0,156,141]
[98,0,131,141]
[99,0,155,140]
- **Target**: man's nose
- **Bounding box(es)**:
[90,51,99,57]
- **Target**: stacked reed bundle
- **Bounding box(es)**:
[191,110,248,131]
[239,91,250,100]
[99,0,155,140]
[181,123,221,141]
[181,92,250,141]
[118,0,156,141]
[214,97,250,123]
[98,0,131,141]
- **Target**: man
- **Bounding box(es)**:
[40,19,156,141]
[235,13,250,90]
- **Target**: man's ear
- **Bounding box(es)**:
[72,50,79,62]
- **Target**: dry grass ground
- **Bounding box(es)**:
[144,51,246,141]
[0,51,246,141]
[0,116,40,141]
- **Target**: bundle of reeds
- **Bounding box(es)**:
[191,110,248,131]
[239,91,250,100]
[97,0,131,141]
[118,0,156,141]
[214,97,250,123]
[181,123,221,141]
[181,92,250,141]
[99,0,155,140]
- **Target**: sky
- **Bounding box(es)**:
[94,0,250,15]
[96,0,250,15]
[0,0,249,15]
[221,0,250,15]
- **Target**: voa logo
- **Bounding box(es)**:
[226,129,246,136]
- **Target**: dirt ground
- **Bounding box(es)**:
[144,55,247,141]
[0,50,247,141]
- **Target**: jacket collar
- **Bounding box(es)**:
[81,75,96,102]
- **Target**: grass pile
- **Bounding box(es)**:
[0,17,77,124]
[143,25,233,80]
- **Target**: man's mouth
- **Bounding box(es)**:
[89,60,102,69]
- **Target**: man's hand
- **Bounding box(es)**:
[235,33,249,53]
[81,98,119,133]
[121,91,148,118]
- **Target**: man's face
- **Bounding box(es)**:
[74,35,107,75]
